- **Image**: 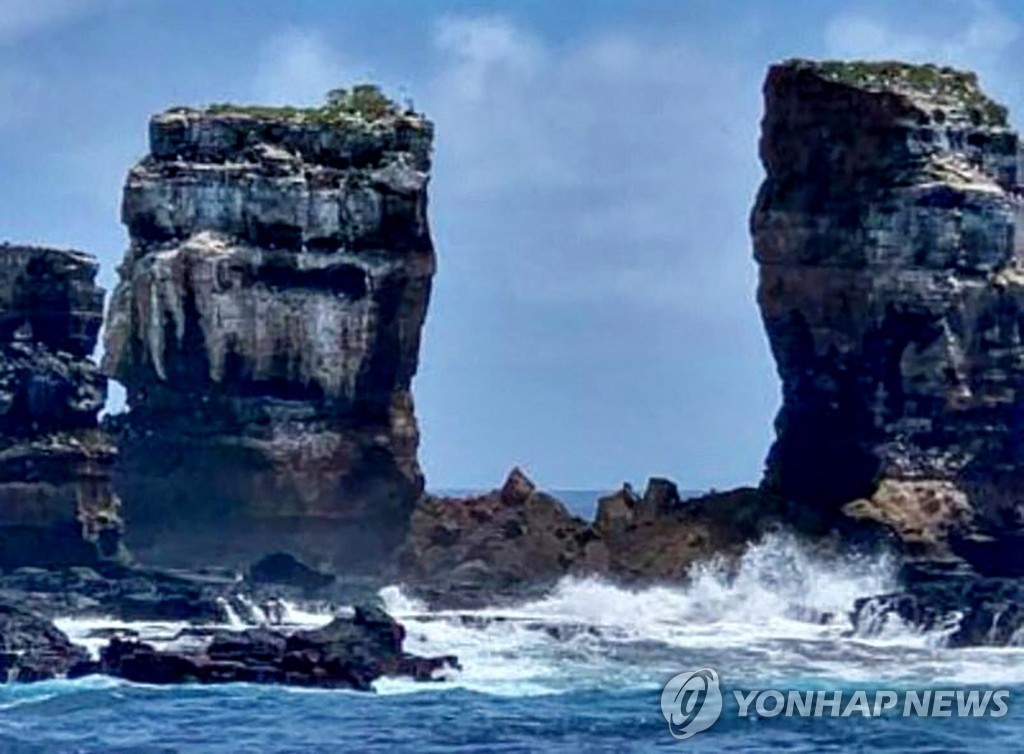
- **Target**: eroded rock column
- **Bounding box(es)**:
[752,60,1024,556]
[0,245,121,566]
[103,96,435,571]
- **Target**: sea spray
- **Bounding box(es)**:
[48,534,1024,698]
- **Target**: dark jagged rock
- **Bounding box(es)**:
[97,605,457,690]
[246,552,335,593]
[590,482,781,582]
[102,93,436,572]
[399,469,781,608]
[0,563,239,623]
[0,245,121,567]
[0,603,90,682]
[852,575,1024,648]
[399,468,594,608]
[752,60,1024,565]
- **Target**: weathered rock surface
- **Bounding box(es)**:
[90,605,457,690]
[0,602,90,682]
[399,468,781,608]
[102,93,435,572]
[591,481,780,581]
[0,563,250,623]
[0,597,456,690]
[246,552,335,594]
[752,60,1024,565]
[851,560,1024,647]
[399,468,595,607]
[0,245,121,567]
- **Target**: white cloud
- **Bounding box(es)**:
[251,29,347,106]
[424,15,761,316]
[0,0,123,44]
[433,15,542,99]
[824,0,1019,74]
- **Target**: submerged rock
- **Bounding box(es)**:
[102,93,436,572]
[0,245,121,567]
[752,60,1024,565]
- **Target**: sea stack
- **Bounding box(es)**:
[0,245,121,566]
[752,61,1024,560]
[102,87,436,571]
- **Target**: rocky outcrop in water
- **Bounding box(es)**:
[0,245,121,567]
[399,468,779,608]
[399,469,595,607]
[0,598,456,689]
[0,602,90,682]
[86,605,457,690]
[102,91,435,572]
[752,61,1024,564]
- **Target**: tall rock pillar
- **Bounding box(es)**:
[752,60,1024,554]
[103,91,435,571]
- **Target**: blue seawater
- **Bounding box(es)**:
[1,493,1022,753]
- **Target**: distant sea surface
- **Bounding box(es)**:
[1,493,1021,753]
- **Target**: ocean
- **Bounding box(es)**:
[1,492,1021,753]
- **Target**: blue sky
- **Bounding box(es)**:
[1,0,1022,489]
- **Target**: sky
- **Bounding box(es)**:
[1,0,1022,490]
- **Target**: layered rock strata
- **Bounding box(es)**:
[0,245,120,566]
[752,61,1024,562]
[103,92,435,571]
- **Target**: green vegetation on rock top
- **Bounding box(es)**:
[199,84,420,125]
[785,59,1008,127]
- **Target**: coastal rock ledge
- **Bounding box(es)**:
[102,91,436,572]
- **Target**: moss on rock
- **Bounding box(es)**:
[202,84,414,125]
[785,59,1009,127]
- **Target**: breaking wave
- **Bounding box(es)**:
[378,532,1024,692]
[45,531,1024,697]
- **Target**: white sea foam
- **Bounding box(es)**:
[376,532,1024,694]
[49,532,1024,696]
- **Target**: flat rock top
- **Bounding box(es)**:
[149,87,433,170]
[770,59,1009,128]
[154,104,431,138]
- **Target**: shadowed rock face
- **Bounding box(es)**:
[752,60,1024,559]
[0,245,121,567]
[103,103,435,572]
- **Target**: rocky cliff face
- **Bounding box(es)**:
[103,93,435,571]
[0,245,120,566]
[752,61,1024,559]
